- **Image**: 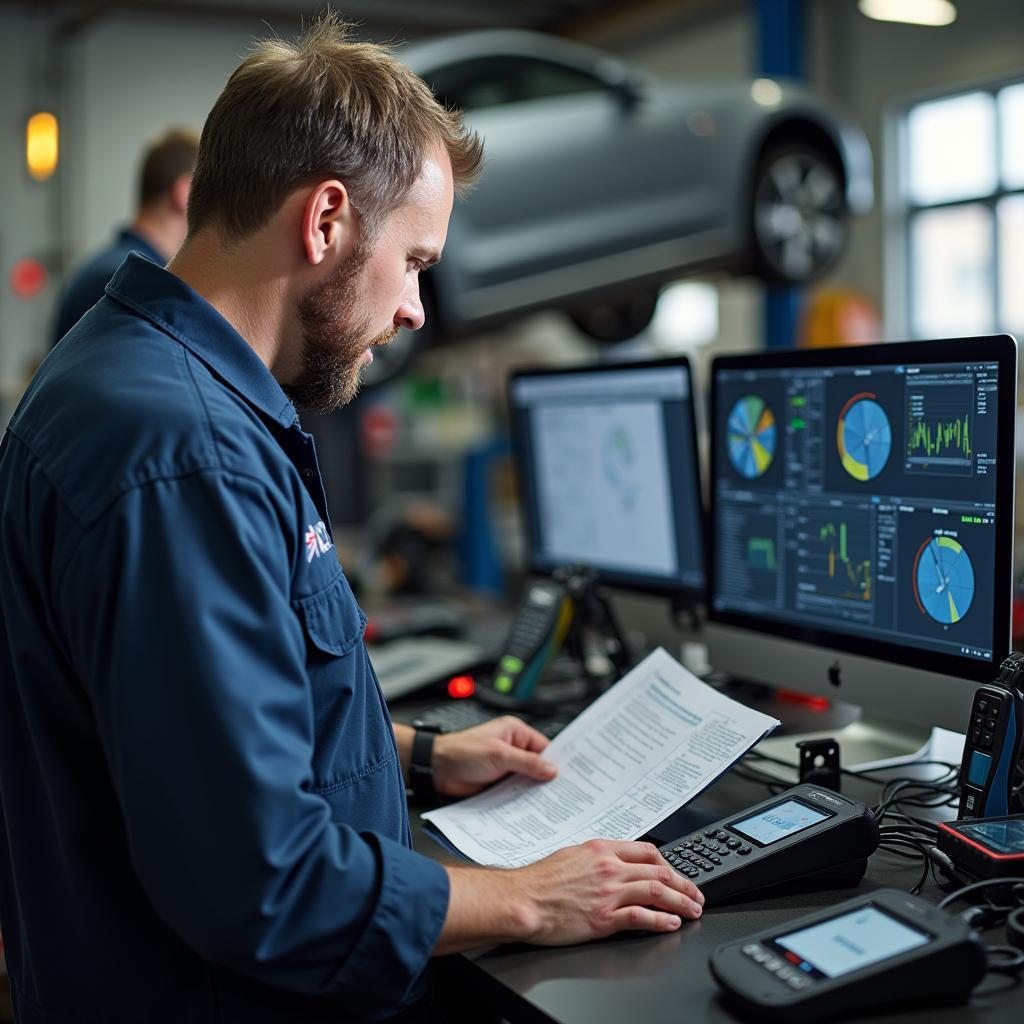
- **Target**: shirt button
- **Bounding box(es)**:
[302,468,315,480]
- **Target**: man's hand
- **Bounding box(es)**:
[435,840,704,955]
[431,716,557,797]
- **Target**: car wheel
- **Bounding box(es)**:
[751,143,849,285]
[568,290,659,344]
[359,282,436,390]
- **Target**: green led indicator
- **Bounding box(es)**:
[500,655,524,674]
[494,675,514,693]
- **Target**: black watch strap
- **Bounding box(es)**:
[409,728,437,800]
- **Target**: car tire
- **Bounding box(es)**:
[359,280,436,390]
[568,290,659,344]
[750,143,849,285]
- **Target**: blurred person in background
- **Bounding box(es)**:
[50,127,199,346]
[1,16,703,1024]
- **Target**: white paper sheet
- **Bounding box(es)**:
[421,647,780,867]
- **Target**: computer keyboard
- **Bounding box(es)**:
[412,700,573,739]
[370,636,488,701]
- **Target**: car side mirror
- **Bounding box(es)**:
[595,57,646,108]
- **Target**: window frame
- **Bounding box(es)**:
[425,54,609,113]
[884,73,1024,340]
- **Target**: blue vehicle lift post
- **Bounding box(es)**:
[754,0,806,350]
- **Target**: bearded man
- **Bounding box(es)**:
[0,16,703,1024]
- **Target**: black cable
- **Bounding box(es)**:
[877,838,928,859]
[937,876,1024,912]
[984,944,1024,976]
[876,833,934,893]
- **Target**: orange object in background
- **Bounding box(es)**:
[26,112,58,181]
[801,286,881,348]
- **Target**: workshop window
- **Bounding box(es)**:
[898,80,1024,340]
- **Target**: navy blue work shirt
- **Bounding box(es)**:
[51,227,164,347]
[0,254,450,1022]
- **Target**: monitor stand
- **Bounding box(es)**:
[757,711,933,773]
[715,678,963,779]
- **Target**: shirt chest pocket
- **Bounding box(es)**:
[292,573,397,799]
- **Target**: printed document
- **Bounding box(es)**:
[421,647,780,867]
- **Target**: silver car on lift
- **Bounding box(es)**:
[369,29,873,384]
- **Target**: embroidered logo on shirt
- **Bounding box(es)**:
[305,521,334,563]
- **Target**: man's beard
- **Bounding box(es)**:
[284,242,399,413]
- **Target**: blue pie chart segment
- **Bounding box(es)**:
[914,536,975,625]
[727,396,776,479]
[838,395,891,482]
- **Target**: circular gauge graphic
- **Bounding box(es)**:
[913,536,975,624]
[727,396,776,479]
[837,392,891,482]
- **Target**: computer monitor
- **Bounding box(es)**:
[508,356,705,601]
[705,335,1017,747]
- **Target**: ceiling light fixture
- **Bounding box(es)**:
[858,0,957,27]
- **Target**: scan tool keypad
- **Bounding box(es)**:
[662,828,751,879]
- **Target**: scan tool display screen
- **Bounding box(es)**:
[773,905,931,979]
[730,799,831,846]
[509,358,705,596]
[959,818,1024,854]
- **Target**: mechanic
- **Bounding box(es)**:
[51,127,199,347]
[0,16,703,1023]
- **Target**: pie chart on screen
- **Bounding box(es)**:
[727,395,776,478]
[913,535,975,625]
[837,392,891,482]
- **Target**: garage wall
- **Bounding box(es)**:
[66,13,306,257]
[576,1,752,79]
[810,0,1024,329]
[0,9,60,415]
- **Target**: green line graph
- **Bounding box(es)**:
[907,414,972,459]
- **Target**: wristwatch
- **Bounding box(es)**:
[409,725,441,800]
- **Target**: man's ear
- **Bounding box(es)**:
[301,180,355,266]
[170,174,191,214]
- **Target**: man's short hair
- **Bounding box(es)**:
[186,13,484,242]
[138,128,200,208]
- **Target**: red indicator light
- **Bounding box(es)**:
[785,951,801,965]
[777,688,831,711]
[448,675,475,699]
[10,258,47,298]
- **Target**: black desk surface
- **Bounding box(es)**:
[410,766,1023,1024]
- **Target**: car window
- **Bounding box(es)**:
[428,56,604,112]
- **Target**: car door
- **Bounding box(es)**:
[427,55,707,325]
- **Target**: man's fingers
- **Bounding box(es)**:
[499,716,550,753]
[615,879,703,919]
[601,840,669,866]
[499,744,557,781]
[622,862,705,905]
[608,906,683,934]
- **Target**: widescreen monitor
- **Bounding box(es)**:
[705,335,1017,737]
[508,357,705,601]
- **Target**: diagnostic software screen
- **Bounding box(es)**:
[510,359,705,595]
[712,351,1004,666]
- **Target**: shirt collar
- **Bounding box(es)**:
[105,252,298,428]
[115,227,165,266]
